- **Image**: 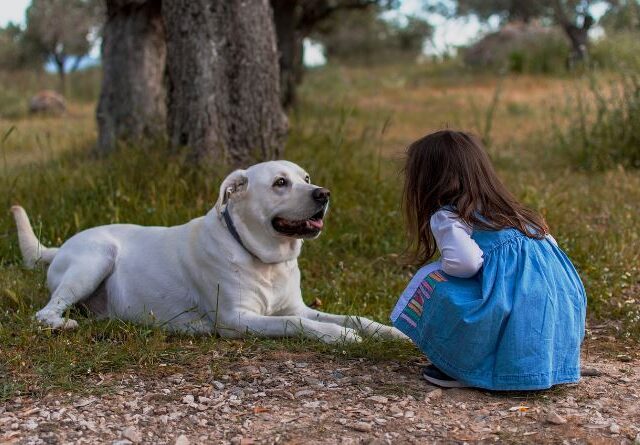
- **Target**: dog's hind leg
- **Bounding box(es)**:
[300,307,408,340]
[36,251,114,330]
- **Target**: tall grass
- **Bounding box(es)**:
[553,74,640,170]
[0,68,101,118]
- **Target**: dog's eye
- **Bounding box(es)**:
[304,175,310,184]
[273,178,287,187]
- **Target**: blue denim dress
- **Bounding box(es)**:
[391,227,587,390]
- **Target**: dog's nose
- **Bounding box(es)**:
[312,187,331,204]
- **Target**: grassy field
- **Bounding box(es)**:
[1,63,639,401]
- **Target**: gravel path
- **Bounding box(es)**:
[2,341,639,445]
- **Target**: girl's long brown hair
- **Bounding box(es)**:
[402,130,548,266]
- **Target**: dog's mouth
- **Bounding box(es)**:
[272,209,325,238]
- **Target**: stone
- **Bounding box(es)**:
[175,435,190,445]
[546,412,567,425]
[609,423,620,434]
[366,396,388,404]
[182,395,195,404]
[425,389,443,400]
[294,390,315,398]
[351,422,373,432]
[28,90,66,115]
[121,426,142,443]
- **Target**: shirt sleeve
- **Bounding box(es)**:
[546,234,558,246]
[430,210,484,278]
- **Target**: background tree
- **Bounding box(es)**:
[96,0,166,153]
[441,0,609,61]
[312,8,432,65]
[25,0,102,93]
[0,23,45,71]
[600,0,640,30]
[271,0,393,107]
[162,0,288,164]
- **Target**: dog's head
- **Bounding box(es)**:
[214,161,330,263]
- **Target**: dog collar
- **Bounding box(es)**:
[222,205,251,254]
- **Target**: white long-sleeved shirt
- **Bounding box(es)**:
[430,210,484,278]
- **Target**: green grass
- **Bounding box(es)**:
[1,63,639,401]
[553,73,640,170]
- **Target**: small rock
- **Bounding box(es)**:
[212,381,225,390]
[295,362,308,368]
[634,433,640,445]
[112,441,132,445]
[29,90,66,115]
[294,390,315,398]
[182,395,195,404]
[351,421,373,432]
[367,395,388,404]
[74,398,96,408]
[425,388,443,400]
[121,426,142,443]
[609,423,620,434]
[581,367,603,377]
[546,412,567,425]
[175,435,190,445]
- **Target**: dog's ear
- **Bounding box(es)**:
[216,169,248,211]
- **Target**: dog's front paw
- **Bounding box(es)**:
[35,310,79,330]
[380,326,410,341]
[321,328,362,344]
[341,328,363,344]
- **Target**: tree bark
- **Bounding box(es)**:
[562,21,592,63]
[53,54,66,94]
[163,0,288,164]
[271,0,304,108]
[551,0,593,64]
[96,0,166,154]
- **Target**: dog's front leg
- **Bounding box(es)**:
[301,307,408,340]
[216,311,362,344]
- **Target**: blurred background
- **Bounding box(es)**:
[0,0,639,380]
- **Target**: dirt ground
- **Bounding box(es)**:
[1,337,639,445]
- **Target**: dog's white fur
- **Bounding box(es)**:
[12,160,405,343]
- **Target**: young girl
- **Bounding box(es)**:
[391,130,586,390]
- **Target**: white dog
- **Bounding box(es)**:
[12,161,405,343]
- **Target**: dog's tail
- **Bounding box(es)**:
[10,205,58,269]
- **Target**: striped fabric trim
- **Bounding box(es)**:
[400,270,447,325]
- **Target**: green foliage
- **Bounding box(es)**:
[599,0,640,31]
[25,0,102,83]
[0,23,45,71]
[312,8,432,65]
[590,31,640,72]
[553,74,640,170]
[464,25,570,74]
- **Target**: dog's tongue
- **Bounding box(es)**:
[307,218,324,230]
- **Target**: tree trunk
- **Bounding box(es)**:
[272,0,304,108]
[163,0,288,164]
[96,0,166,154]
[53,55,66,94]
[563,23,590,63]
